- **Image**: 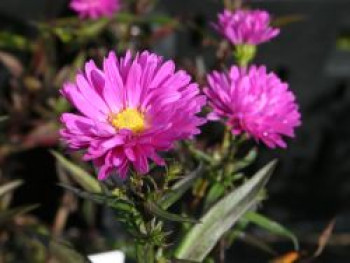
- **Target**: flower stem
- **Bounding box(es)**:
[136,243,155,263]
[221,126,232,155]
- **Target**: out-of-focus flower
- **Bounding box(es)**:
[204,65,301,148]
[60,50,206,179]
[214,9,280,45]
[70,0,120,19]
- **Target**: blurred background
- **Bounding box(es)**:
[0,0,350,262]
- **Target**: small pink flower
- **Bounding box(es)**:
[214,9,279,45]
[205,65,301,148]
[60,50,206,179]
[70,0,120,19]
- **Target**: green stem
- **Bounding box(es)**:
[221,126,232,155]
[184,141,214,165]
[136,243,144,263]
[136,243,155,263]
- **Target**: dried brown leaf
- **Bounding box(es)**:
[0,51,23,77]
[314,219,336,258]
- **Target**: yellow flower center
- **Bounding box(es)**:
[110,108,145,133]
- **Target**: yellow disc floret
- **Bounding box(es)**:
[110,108,145,133]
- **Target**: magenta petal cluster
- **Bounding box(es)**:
[205,65,301,148]
[60,50,206,179]
[214,9,280,45]
[70,0,120,19]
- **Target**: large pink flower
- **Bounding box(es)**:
[70,0,120,19]
[204,65,301,148]
[60,50,206,179]
[214,9,279,45]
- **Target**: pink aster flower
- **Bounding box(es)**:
[60,50,206,179]
[70,0,120,19]
[204,65,301,148]
[214,9,280,45]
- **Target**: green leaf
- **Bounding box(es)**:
[244,211,299,250]
[203,183,225,211]
[145,200,199,224]
[33,233,88,263]
[145,14,179,26]
[158,164,204,210]
[49,240,88,263]
[233,147,257,172]
[114,12,137,23]
[272,14,305,27]
[0,31,33,51]
[0,204,39,224]
[79,19,110,38]
[174,160,277,262]
[0,180,23,197]
[51,151,101,193]
[53,27,75,43]
[171,259,198,263]
[234,231,277,255]
[59,184,133,213]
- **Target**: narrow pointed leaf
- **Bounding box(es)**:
[174,160,277,262]
[244,211,299,251]
[0,32,33,51]
[32,233,87,263]
[272,15,305,27]
[234,231,277,255]
[79,19,110,37]
[59,184,133,212]
[114,12,137,23]
[203,183,225,211]
[51,151,101,193]
[0,180,23,197]
[145,14,179,26]
[50,240,88,263]
[159,164,204,210]
[0,204,39,224]
[233,147,257,172]
[145,200,199,224]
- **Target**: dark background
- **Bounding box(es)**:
[1,0,350,262]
